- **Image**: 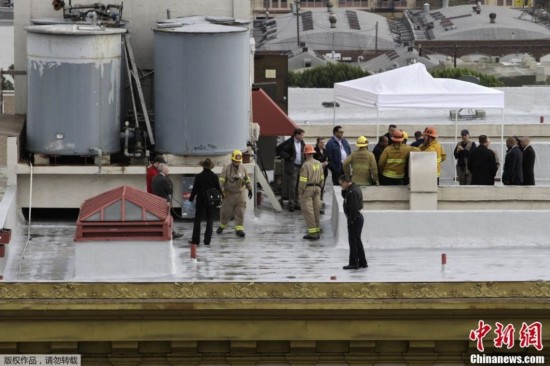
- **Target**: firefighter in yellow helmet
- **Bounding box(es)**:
[216,149,253,237]
[378,130,418,185]
[343,136,378,186]
[420,126,446,184]
[298,144,324,240]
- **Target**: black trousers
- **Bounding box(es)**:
[347,214,367,267]
[380,175,404,186]
[330,166,344,185]
[192,198,215,245]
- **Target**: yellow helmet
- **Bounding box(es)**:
[356,135,369,147]
[231,149,243,162]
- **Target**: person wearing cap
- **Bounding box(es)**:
[189,159,222,245]
[378,130,417,185]
[421,126,447,184]
[217,150,253,237]
[298,144,324,240]
[453,129,476,185]
[343,136,378,186]
[146,155,166,193]
[339,175,367,270]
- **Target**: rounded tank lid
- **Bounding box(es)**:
[25,24,127,35]
[154,23,247,34]
[31,17,82,25]
[31,17,128,27]
[206,16,250,25]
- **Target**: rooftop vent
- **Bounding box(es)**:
[489,13,496,23]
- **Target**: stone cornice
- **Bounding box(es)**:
[0,281,549,301]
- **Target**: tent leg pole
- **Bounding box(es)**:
[455,109,459,184]
[376,110,380,140]
[501,109,504,177]
[333,96,336,126]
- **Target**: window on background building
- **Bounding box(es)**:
[497,0,503,5]
[301,0,323,7]
[506,0,513,5]
[281,0,287,9]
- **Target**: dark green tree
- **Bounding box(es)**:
[1,64,14,90]
[288,62,370,88]
[430,68,504,87]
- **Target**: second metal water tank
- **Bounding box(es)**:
[26,24,126,155]
[154,23,250,155]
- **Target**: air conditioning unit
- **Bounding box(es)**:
[475,110,486,119]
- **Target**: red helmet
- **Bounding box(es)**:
[304,144,315,155]
[392,130,404,142]
[424,126,438,138]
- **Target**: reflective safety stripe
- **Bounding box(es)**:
[382,171,405,179]
[312,164,320,171]
[353,163,372,169]
[386,158,405,164]
[219,177,226,184]
[308,228,317,233]
[436,158,442,163]
[314,227,321,233]
[220,223,228,229]
[235,225,244,231]
[299,176,308,182]
[244,177,251,183]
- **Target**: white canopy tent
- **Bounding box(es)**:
[333,63,506,159]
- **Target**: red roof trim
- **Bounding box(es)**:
[252,88,298,137]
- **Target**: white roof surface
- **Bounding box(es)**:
[257,8,395,51]
[426,5,550,40]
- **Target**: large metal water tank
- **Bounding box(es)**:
[26,24,126,155]
[154,23,250,155]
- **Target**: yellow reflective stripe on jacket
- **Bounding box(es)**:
[312,164,320,171]
[299,176,308,182]
[386,158,405,164]
[219,177,226,184]
[382,171,405,179]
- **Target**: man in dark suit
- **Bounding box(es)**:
[502,137,523,185]
[276,128,305,212]
[520,136,536,186]
[325,125,351,185]
[467,135,498,185]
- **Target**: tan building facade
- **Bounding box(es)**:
[0,282,548,365]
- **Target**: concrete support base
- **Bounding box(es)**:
[409,192,438,210]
